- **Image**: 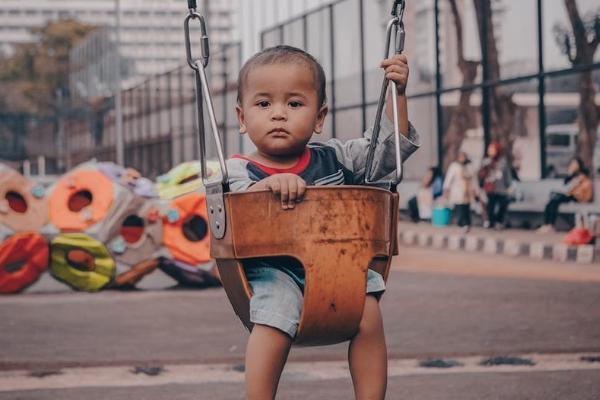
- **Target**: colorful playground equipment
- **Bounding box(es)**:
[98,162,157,199]
[0,164,48,241]
[107,201,163,288]
[47,161,142,243]
[50,233,116,292]
[158,191,220,287]
[0,232,49,294]
[156,160,220,200]
[0,159,223,293]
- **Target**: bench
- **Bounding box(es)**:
[398,179,599,231]
[499,179,599,230]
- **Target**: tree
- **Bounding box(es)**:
[473,0,517,165]
[553,0,599,174]
[0,19,94,169]
[442,0,480,171]
[0,19,94,115]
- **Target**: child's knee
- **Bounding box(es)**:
[251,323,294,345]
[357,296,384,337]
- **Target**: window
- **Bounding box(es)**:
[546,133,573,147]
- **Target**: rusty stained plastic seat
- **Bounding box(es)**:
[212,186,399,346]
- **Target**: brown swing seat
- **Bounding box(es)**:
[212,186,399,346]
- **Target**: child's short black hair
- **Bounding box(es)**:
[237,45,327,108]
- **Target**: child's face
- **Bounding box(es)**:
[236,63,327,158]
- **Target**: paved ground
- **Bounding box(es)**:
[1,247,599,399]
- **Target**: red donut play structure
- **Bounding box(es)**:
[0,233,49,294]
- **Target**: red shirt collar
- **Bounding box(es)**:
[231,148,311,176]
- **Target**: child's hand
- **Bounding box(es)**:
[380,54,409,95]
[254,173,307,210]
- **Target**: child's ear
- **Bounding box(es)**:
[236,105,247,134]
[313,105,328,134]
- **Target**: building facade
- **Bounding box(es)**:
[0,0,235,84]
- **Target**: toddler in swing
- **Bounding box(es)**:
[227,45,419,399]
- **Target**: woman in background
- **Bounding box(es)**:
[479,142,512,230]
[407,166,443,222]
[537,157,593,233]
[443,152,480,233]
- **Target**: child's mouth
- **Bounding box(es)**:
[268,128,290,137]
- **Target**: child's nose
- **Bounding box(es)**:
[270,104,287,120]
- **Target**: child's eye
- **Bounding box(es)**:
[257,101,270,108]
[289,101,302,108]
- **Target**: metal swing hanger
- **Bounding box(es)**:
[184,0,228,239]
[364,0,406,190]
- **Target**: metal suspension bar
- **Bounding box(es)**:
[364,0,406,188]
[184,3,228,239]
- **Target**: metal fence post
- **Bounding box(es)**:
[537,0,547,178]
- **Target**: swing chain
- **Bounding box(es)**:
[364,0,407,189]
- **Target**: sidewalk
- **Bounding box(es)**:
[398,221,600,264]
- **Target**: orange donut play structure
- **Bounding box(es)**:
[0,164,48,237]
[48,161,145,244]
[0,233,49,294]
[48,168,114,233]
[162,192,211,266]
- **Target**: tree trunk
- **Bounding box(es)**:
[564,0,599,175]
[575,69,598,174]
[442,0,480,171]
[473,0,517,165]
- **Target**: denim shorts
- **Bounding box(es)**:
[245,266,386,338]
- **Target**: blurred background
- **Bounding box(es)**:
[0,0,598,181]
[1,2,600,399]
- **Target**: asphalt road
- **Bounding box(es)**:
[1,247,599,399]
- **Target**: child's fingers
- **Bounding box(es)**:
[384,64,408,75]
[296,179,307,201]
[279,179,290,209]
[287,179,298,208]
[267,179,281,195]
[385,72,407,83]
[380,54,408,67]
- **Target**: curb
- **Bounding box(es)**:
[400,230,600,264]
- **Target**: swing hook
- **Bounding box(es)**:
[391,0,406,57]
[184,3,209,69]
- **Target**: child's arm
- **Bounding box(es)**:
[321,54,419,183]
[227,158,305,209]
[381,54,409,137]
[248,174,306,210]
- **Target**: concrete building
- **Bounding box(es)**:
[0,0,235,87]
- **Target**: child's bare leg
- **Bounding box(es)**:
[348,295,387,400]
[245,324,293,400]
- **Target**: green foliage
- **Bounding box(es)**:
[0,19,95,115]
